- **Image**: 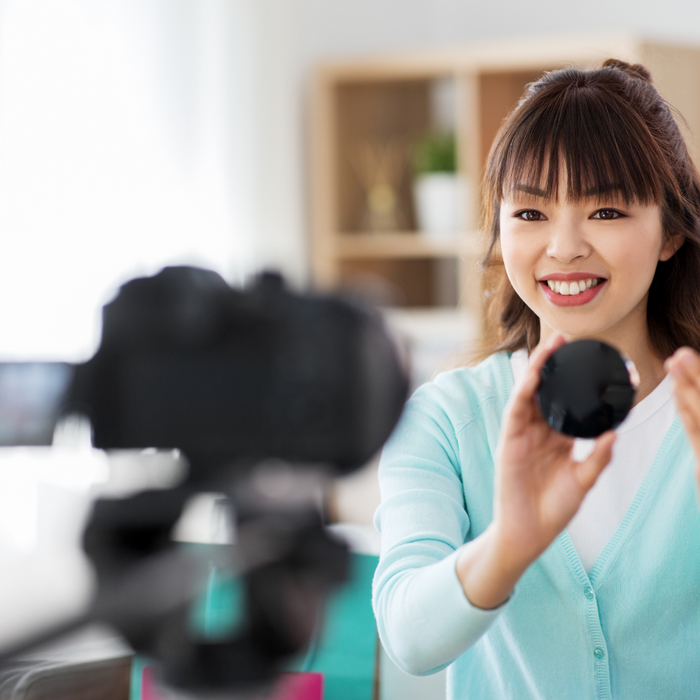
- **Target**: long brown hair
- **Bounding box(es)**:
[476,58,700,362]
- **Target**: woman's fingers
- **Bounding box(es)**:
[507,334,567,429]
[674,376,700,443]
[528,333,567,377]
[666,347,700,388]
[573,431,616,491]
[674,368,700,422]
[666,348,700,484]
[667,348,700,441]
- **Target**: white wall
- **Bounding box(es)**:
[289,0,700,61]
[0,0,293,361]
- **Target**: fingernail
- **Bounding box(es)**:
[549,333,563,348]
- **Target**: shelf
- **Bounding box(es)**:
[336,232,482,259]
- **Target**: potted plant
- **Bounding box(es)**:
[411,132,463,236]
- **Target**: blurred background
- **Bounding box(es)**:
[3,0,700,361]
[1,1,700,698]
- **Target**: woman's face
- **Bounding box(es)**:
[499,188,675,353]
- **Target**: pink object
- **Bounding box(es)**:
[141,667,323,700]
[270,673,324,700]
[141,666,161,700]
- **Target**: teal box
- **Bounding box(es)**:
[287,552,379,700]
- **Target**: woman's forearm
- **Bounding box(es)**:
[455,523,533,610]
[375,547,507,675]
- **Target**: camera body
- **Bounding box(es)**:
[74,267,407,476]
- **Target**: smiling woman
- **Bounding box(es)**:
[373,58,700,700]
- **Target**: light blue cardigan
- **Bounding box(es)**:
[373,352,700,699]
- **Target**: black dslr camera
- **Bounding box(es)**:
[0,266,408,695]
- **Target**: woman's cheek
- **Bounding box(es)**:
[501,237,534,295]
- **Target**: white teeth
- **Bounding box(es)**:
[545,278,599,296]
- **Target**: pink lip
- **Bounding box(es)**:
[540,280,606,306]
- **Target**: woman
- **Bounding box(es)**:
[373,59,700,698]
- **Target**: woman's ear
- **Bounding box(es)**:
[660,232,684,261]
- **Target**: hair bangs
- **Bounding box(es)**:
[492,82,670,206]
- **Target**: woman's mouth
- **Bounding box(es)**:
[546,278,602,296]
[540,277,606,306]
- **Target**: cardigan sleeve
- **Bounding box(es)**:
[372,380,507,676]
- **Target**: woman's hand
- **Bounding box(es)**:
[493,334,616,565]
[665,347,700,473]
[457,335,615,610]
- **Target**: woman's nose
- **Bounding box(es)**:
[546,221,591,263]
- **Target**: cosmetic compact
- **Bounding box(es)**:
[536,339,639,438]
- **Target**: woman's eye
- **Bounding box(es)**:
[515,210,545,221]
[591,209,623,220]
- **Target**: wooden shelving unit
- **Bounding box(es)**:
[309,35,700,324]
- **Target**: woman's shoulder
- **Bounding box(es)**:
[407,352,513,431]
[423,351,513,400]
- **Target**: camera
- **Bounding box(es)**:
[0,266,409,694]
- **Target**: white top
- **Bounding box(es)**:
[510,349,677,573]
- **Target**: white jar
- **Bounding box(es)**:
[413,173,464,236]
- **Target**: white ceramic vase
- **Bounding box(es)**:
[413,173,464,236]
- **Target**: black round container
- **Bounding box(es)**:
[536,339,637,438]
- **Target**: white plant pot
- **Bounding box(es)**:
[413,173,464,236]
